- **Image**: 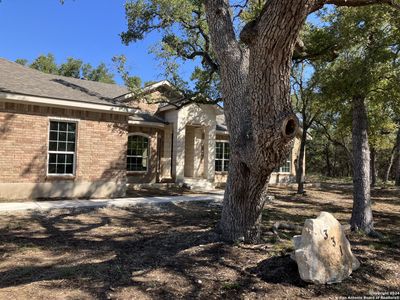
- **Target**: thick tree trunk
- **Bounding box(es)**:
[350,95,374,234]
[297,127,307,194]
[205,0,311,242]
[219,161,270,242]
[384,146,396,183]
[370,147,376,187]
[395,126,400,186]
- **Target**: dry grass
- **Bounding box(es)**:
[0,183,399,299]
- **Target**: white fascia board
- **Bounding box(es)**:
[0,92,138,115]
[115,80,173,101]
[142,80,173,92]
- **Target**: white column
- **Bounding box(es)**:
[174,119,186,183]
[161,125,172,179]
[193,127,203,178]
[204,123,216,181]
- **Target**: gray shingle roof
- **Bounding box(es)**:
[129,114,167,124]
[0,58,129,106]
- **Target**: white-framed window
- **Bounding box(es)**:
[215,141,230,172]
[279,158,291,173]
[127,134,149,172]
[48,120,77,175]
[275,149,292,173]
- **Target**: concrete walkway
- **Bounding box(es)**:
[0,191,225,214]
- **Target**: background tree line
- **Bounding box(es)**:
[291,6,400,193]
[15,53,116,84]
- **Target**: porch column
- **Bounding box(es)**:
[204,123,216,181]
[174,120,186,182]
[193,127,203,178]
[161,125,172,180]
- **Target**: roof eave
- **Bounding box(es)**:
[0,92,137,115]
[128,120,166,128]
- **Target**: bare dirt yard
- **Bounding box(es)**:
[0,184,399,299]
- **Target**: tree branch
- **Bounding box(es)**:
[315,119,353,163]
[204,0,242,65]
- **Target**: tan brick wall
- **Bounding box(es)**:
[0,102,128,199]
[123,91,163,114]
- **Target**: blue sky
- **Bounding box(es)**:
[0,0,195,85]
[0,1,322,86]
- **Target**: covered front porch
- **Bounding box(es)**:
[159,103,218,187]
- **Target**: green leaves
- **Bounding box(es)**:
[16,54,115,83]
[121,0,199,44]
[112,55,142,92]
[82,63,115,84]
[30,53,59,75]
[59,57,83,78]
[121,0,219,103]
[309,5,400,153]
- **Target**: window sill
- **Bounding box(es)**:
[215,171,228,174]
[46,174,76,180]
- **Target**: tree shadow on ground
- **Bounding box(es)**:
[0,202,228,299]
[248,255,306,287]
[1,186,399,299]
[250,251,397,298]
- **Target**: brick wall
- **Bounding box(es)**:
[0,101,128,199]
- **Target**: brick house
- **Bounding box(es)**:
[0,58,304,200]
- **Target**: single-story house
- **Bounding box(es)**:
[0,58,305,200]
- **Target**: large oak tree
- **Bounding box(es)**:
[122,0,399,242]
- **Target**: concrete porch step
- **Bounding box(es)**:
[183,178,215,191]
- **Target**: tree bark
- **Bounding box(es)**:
[395,126,400,186]
[204,0,312,242]
[297,127,308,194]
[350,95,374,234]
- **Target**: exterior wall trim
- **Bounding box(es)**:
[0,92,136,115]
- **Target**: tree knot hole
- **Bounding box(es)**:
[282,116,298,139]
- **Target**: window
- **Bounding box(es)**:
[279,158,291,173]
[127,135,149,172]
[275,150,292,173]
[48,121,76,175]
[215,141,230,172]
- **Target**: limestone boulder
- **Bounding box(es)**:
[292,212,360,284]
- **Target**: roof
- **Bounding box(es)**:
[0,58,129,106]
[129,113,167,124]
